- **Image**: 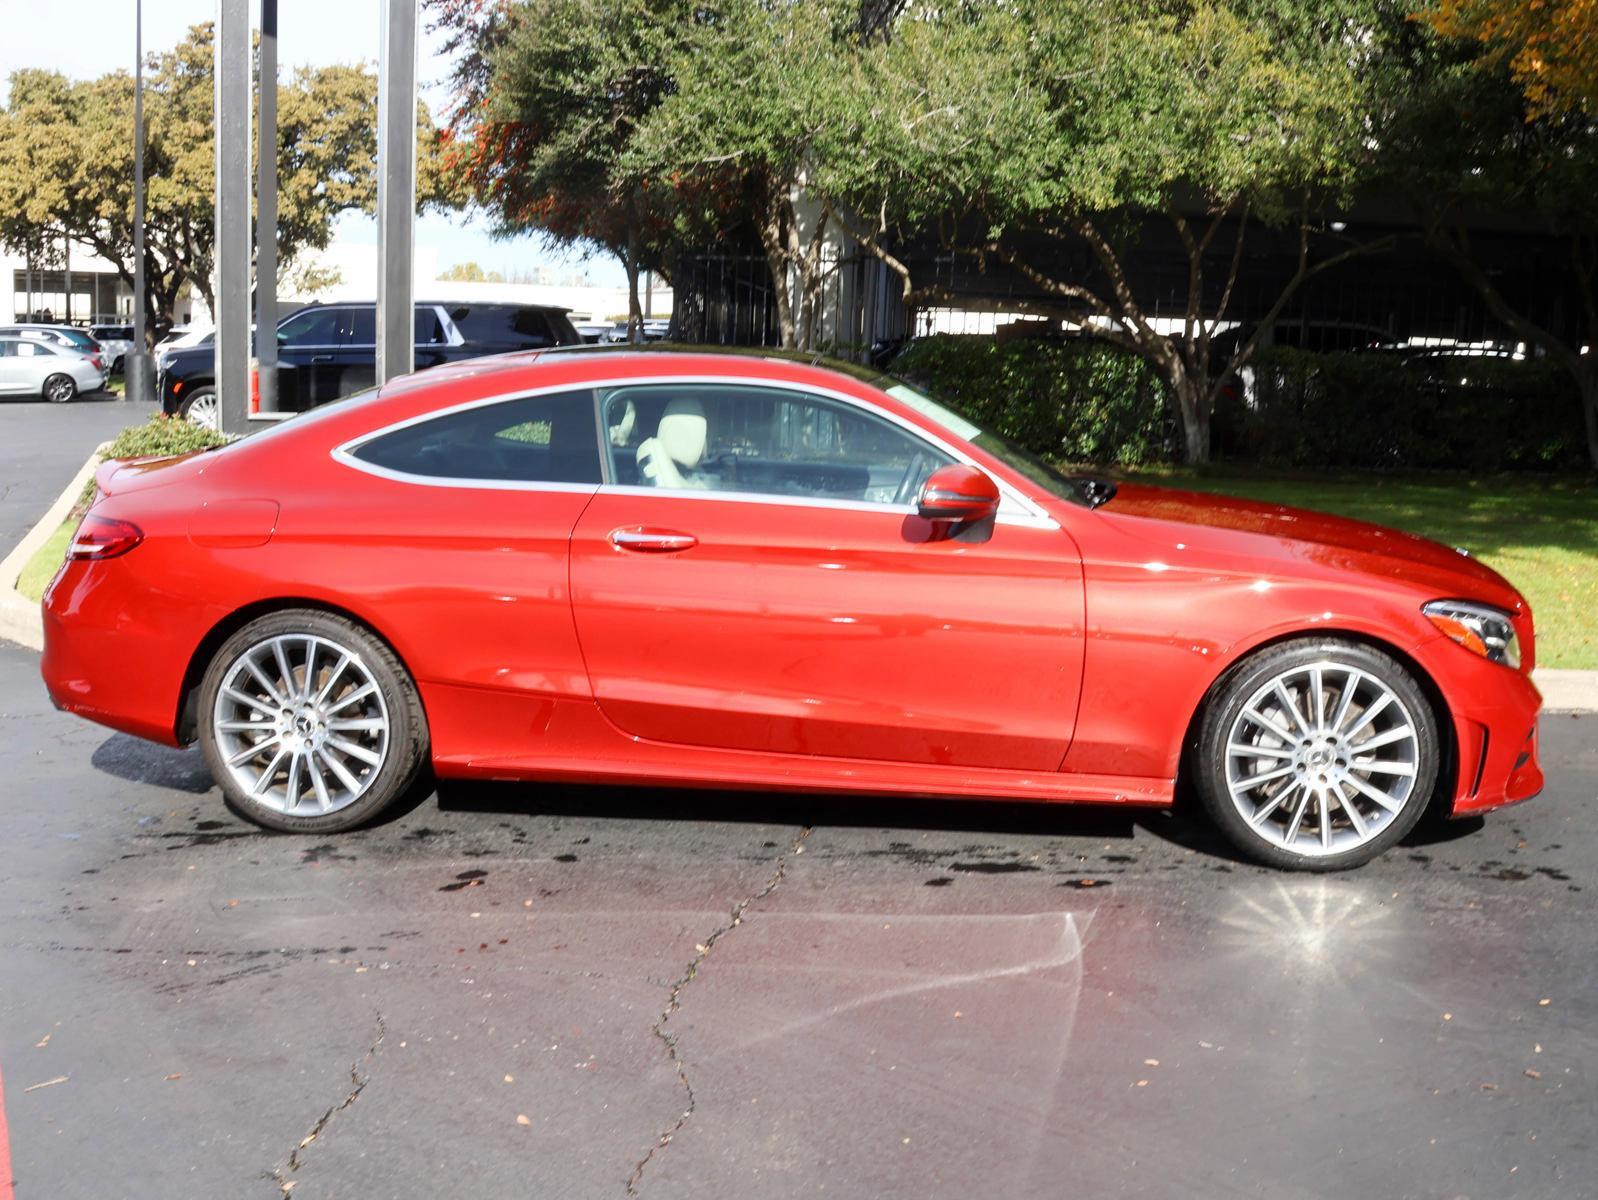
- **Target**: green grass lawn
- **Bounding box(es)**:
[1124,467,1598,669]
[16,517,76,603]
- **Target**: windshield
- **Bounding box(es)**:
[879,379,1099,508]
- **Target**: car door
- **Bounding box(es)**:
[273,307,344,410]
[334,306,379,398]
[569,380,1085,772]
[0,341,23,393]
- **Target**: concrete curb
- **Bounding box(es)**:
[1,449,1596,712]
[0,443,109,652]
[1534,670,1598,714]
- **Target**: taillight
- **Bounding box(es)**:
[90,355,103,370]
[68,515,144,560]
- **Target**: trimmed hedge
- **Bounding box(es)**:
[889,336,1173,467]
[1216,348,1588,471]
[889,335,1589,470]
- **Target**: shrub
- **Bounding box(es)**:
[889,335,1174,467]
[103,413,230,461]
[1217,348,1587,471]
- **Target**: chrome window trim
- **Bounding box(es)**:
[330,372,1058,528]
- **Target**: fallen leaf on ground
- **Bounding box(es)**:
[1539,998,1552,1007]
[516,1114,531,1126]
[165,1073,182,1081]
[504,1075,513,1083]
[24,1076,68,1093]
[35,1034,50,1048]
[1144,1059,1160,1067]
[1525,1068,1542,1079]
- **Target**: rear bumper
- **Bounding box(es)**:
[41,557,201,748]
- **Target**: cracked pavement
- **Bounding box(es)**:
[1,629,1596,1198]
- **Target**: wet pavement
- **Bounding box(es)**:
[0,637,1594,1199]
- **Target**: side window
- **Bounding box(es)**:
[17,341,54,357]
[350,390,601,485]
[276,309,341,347]
[0,342,14,357]
[342,307,376,346]
[601,384,953,505]
[415,308,444,346]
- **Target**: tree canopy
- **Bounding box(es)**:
[0,22,457,335]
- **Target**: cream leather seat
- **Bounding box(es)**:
[637,398,709,489]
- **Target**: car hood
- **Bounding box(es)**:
[1093,482,1523,609]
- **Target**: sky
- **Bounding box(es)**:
[0,0,625,287]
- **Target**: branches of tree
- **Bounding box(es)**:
[0,22,456,340]
[437,0,1598,465]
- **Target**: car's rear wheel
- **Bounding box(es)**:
[196,610,428,833]
[1195,639,1440,870]
[180,388,219,430]
[43,373,77,404]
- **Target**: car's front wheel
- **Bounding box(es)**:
[1195,639,1440,870]
[179,387,219,430]
[43,373,77,404]
[196,609,428,833]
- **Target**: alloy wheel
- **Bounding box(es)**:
[45,374,76,403]
[1223,661,1420,858]
[210,633,391,817]
[184,392,220,430]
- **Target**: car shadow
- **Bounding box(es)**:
[91,733,214,794]
[434,777,1143,842]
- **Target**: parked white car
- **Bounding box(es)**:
[89,325,137,373]
[155,325,213,372]
[0,335,107,402]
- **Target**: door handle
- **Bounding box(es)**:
[609,526,698,553]
[311,354,335,362]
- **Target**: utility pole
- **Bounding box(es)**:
[376,0,417,386]
[125,0,155,404]
[214,0,251,434]
[256,0,279,415]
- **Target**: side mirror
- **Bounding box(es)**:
[917,463,1000,523]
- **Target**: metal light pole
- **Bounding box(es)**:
[376,0,417,386]
[124,0,155,404]
[256,0,278,415]
[215,0,251,434]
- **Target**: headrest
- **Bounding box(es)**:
[657,398,707,468]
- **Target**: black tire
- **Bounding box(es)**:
[112,355,125,374]
[1195,638,1440,871]
[196,608,429,834]
[43,373,77,404]
[179,387,219,429]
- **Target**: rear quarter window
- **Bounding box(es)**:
[348,390,601,485]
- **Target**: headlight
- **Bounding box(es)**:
[1423,600,1521,668]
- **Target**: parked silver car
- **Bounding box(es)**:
[89,325,136,373]
[0,323,103,358]
[0,335,107,402]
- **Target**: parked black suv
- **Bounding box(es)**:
[159,301,582,424]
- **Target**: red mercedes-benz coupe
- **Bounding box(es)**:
[41,349,1542,869]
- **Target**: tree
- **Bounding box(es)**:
[430,0,691,339]
[0,23,456,338]
[438,260,506,282]
[1379,11,1598,466]
[625,0,863,350]
[811,0,1393,462]
[1418,0,1598,119]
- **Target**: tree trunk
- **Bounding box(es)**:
[1165,357,1211,465]
[755,179,798,348]
[623,224,643,344]
[1578,359,1598,471]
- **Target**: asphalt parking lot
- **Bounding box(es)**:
[0,391,157,554]
[0,631,1594,1200]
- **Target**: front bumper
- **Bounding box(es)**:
[1424,642,1545,815]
